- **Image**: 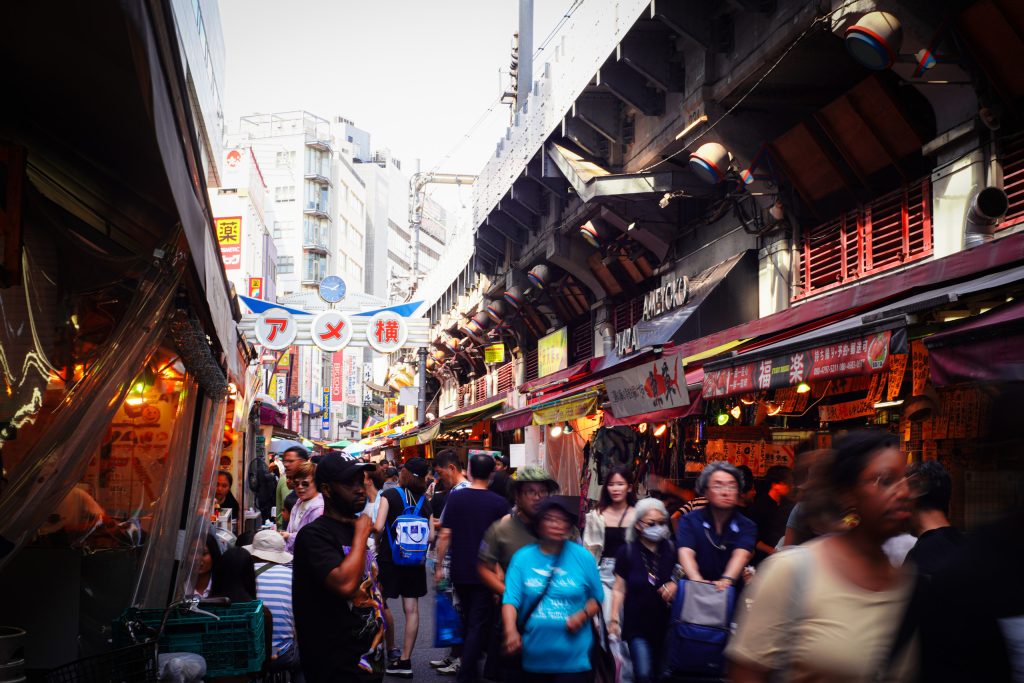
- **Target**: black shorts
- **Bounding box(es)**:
[377,561,427,599]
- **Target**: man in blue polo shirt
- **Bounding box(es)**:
[676,462,756,590]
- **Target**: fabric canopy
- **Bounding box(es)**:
[532,391,600,426]
[440,397,506,433]
[926,300,1024,385]
[400,422,440,448]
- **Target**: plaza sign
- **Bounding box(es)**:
[615,276,689,356]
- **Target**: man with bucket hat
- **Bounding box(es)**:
[245,529,297,673]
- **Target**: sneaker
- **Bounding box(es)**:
[429,656,453,669]
[437,659,461,676]
[388,648,401,662]
[386,658,414,678]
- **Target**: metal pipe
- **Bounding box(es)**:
[417,346,428,425]
[964,135,1009,249]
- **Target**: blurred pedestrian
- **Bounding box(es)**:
[211,547,275,676]
[609,498,676,683]
[502,497,603,682]
[382,465,399,491]
[676,461,755,591]
[489,455,513,500]
[727,430,917,682]
[747,465,793,564]
[292,453,382,683]
[434,453,510,682]
[282,460,323,552]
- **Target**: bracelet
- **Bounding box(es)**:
[609,619,620,624]
[720,576,736,584]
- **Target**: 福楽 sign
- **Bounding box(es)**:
[537,327,568,378]
[703,330,897,398]
[615,276,689,356]
[605,359,690,419]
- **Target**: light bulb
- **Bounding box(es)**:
[563,422,573,434]
[653,424,667,437]
[549,424,563,438]
[730,405,742,419]
[716,413,730,426]
[796,382,811,394]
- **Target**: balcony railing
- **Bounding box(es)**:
[302,239,328,253]
[304,133,332,151]
[303,200,330,218]
[304,168,332,185]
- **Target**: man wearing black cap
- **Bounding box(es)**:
[373,456,434,677]
[292,453,383,683]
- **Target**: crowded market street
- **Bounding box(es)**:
[1,1,1024,682]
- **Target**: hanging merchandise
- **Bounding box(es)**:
[591,426,639,485]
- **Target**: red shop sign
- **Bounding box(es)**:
[703,330,894,399]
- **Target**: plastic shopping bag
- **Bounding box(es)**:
[609,637,634,683]
[434,589,463,647]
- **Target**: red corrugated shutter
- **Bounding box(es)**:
[526,347,538,381]
[497,361,514,393]
[1000,131,1024,231]
[796,179,933,300]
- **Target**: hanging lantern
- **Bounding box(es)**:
[689,142,730,184]
[579,221,601,248]
[528,264,550,289]
[486,299,507,324]
[504,285,525,311]
[845,11,902,71]
[444,337,461,355]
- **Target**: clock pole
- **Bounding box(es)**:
[417,346,427,425]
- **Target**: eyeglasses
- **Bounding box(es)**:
[862,473,919,494]
[708,483,739,493]
[519,488,548,499]
[635,518,666,528]
[292,480,313,489]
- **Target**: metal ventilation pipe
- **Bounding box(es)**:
[964,186,1009,249]
[964,137,1009,249]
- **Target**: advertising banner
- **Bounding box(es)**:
[275,374,287,404]
[322,387,330,431]
[818,398,876,423]
[532,392,598,426]
[703,330,897,399]
[215,216,242,270]
[343,349,361,405]
[605,359,690,418]
[248,277,263,299]
[331,352,344,402]
[537,327,568,378]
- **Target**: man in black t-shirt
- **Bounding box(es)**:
[747,465,793,565]
[373,456,433,677]
[906,460,964,576]
[292,453,382,683]
[434,454,510,683]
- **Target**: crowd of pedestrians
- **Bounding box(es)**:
[192,431,1023,683]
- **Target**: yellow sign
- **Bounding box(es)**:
[537,327,568,379]
[215,217,241,245]
[532,392,598,426]
[278,351,290,368]
[484,343,505,365]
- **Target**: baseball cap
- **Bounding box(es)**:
[402,457,430,478]
[243,529,293,564]
[315,452,374,488]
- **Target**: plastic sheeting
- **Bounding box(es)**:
[131,376,200,607]
[0,237,184,570]
[174,396,228,600]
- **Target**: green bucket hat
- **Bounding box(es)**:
[513,465,559,493]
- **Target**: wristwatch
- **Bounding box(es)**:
[720,575,736,584]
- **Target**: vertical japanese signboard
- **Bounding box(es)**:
[322,387,330,431]
[537,327,568,378]
[248,277,263,299]
[331,352,344,402]
[215,216,242,270]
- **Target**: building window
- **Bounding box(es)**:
[275,151,295,168]
[273,220,296,239]
[351,263,363,283]
[275,185,295,202]
[349,193,364,216]
[304,253,327,282]
[277,255,295,274]
[305,182,329,212]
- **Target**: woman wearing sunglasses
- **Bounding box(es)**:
[280,460,323,552]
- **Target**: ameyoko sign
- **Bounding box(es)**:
[703,330,899,399]
[249,307,422,352]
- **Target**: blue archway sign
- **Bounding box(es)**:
[238,295,423,318]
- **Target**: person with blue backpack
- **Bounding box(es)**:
[374,456,434,678]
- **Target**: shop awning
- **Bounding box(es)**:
[926,299,1024,385]
[604,389,703,427]
[361,414,404,435]
[495,381,603,431]
[703,262,1024,398]
[520,360,590,394]
[400,421,440,448]
[440,396,507,433]
[605,367,702,422]
[631,251,757,351]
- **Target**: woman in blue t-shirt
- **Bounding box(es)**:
[502,497,604,682]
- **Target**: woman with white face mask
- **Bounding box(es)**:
[609,498,678,683]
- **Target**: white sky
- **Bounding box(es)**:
[220,0,572,221]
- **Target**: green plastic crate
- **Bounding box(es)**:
[114,600,265,677]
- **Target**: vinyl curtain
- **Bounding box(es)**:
[0,241,184,572]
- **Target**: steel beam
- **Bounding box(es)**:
[486,212,528,245]
[572,95,622,144]
[617,32,685,93]
[597,59,665,117]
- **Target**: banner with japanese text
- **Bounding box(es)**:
[537,327,568,378]
[532,392,598,425]
[606,359,689,418]
[215,216,242,270]
[331,352,344,402]
[703,330,902,399]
